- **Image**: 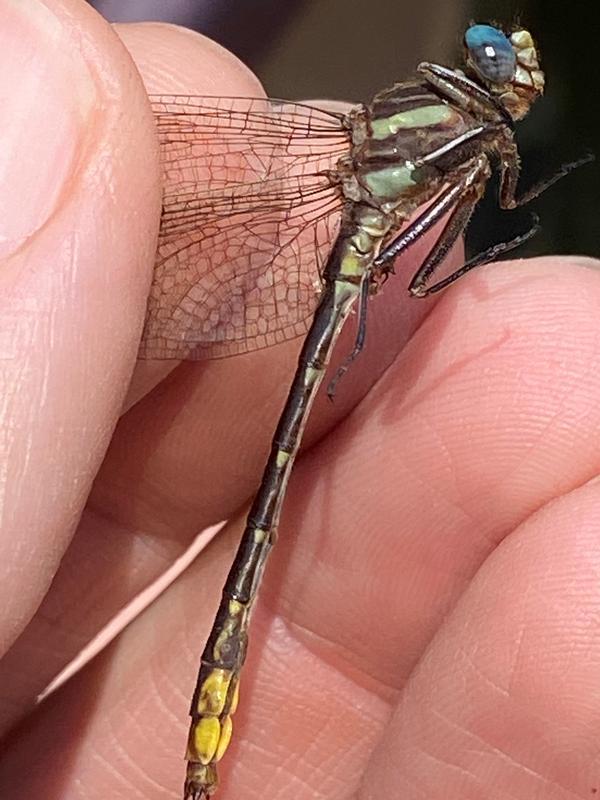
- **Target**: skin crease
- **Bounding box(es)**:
[2,1,600,798]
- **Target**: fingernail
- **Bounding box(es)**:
[0,0,97,259]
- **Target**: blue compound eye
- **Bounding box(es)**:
[465,24,516,83]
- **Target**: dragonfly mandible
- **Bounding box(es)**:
[139,23,587,799]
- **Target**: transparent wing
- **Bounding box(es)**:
[139,95,351,360]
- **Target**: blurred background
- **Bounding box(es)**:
[88,0,598,259]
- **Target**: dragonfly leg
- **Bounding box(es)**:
[499,148,595,209]
[414,145,591,298]
[374,156,490,276]
[489,127,593,210]
[326,276,370,399]
[408,141,590,295]
[412,213,541,296]
[410,142,591,297]
[406,191,482,296]
[372,156,493,296]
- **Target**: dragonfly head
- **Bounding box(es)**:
[463,24,545,121]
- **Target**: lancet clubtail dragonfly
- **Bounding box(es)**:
[140,23,588,799]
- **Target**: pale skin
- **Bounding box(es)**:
[2,1,600,798]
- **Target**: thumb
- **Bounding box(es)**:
[0,0,160,653]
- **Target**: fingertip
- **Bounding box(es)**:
[0,0,99,259]
[114,21,265,97]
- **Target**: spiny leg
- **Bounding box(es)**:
[412,213,540,296]
[406,195,481,296]
[410,150,591,295]
[377,149,590,298]
[372,157,490,298]
[409,149,592,295]
[374,156,537,297]
[374,156,490,276]
[499,150,594,209]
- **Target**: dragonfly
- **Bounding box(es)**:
[140,23,588,799]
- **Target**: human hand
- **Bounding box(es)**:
[2,2,600,799]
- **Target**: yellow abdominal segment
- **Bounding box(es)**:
[189,665,241,768]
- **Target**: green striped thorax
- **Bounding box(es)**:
[345,81,475,212]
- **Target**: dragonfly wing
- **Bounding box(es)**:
[139,96,350,360]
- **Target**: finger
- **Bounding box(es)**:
[363,477,600,799]
[0,0,159,655]
[3,256,600,798]
[0,16,269,733]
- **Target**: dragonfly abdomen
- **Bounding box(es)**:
[184,205,391,798]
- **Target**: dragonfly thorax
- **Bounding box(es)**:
[346,81,480,215]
